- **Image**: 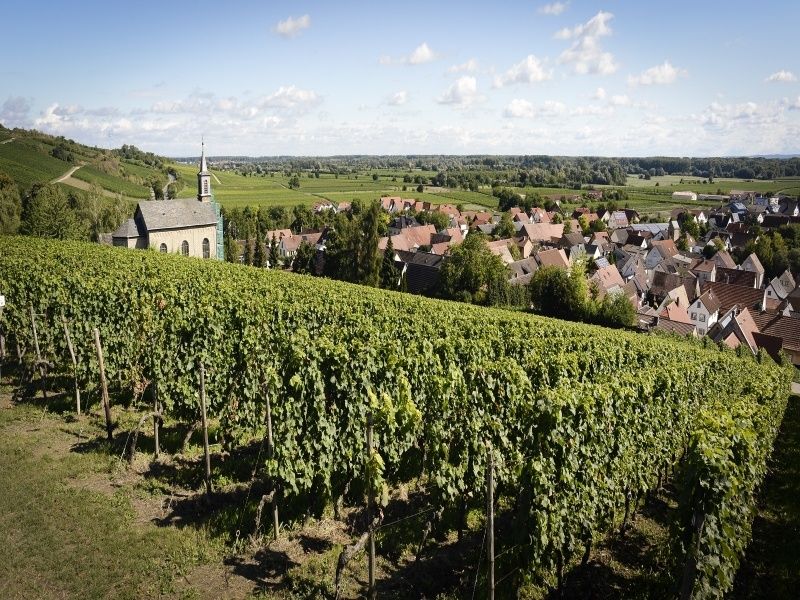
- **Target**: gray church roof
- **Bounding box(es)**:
[111,218,141,239]
[136,199,218,232]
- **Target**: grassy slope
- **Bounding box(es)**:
[72,165,152,198]
[0,138,73,189]
[0,386,221,600]
[732,395,800,599]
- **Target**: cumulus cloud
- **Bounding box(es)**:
[448,58,478,73]
[438,76,479,107]
[628,61,687,86]
[609,94,631,106]
[261,85,320,109]
[386,91,408,106]
[592,87,606,100]
[380,42,438,66]
[493,55,552,87]
[538,2,569,15]
[274,14,311,38]
[0,95,32,126]
[766,70,797,83]
[503,99,565,118]
[556,11,617,75]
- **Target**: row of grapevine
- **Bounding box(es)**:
[0,236,790,597]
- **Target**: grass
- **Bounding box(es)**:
[0,386,222,599]
[732,395,800,599]
[0,138,74,190]
[72,165,152,198]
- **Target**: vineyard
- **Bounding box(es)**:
[0,235,791,598]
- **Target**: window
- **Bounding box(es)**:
[696,301,701,307]
[202,238,210,259]
[159,243,167,253]
[691,312,697,320]
[203,180,209,195]
[699,314,705,323]
[181,240,189,256]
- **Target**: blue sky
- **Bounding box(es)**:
[1,0,799,156]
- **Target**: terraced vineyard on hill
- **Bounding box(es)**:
[0,235,790,598]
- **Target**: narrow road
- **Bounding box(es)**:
[51,164,82,184]
[0,137,14,145]
[162,172,175,199]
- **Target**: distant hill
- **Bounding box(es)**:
[0,124,188,200]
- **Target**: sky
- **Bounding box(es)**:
[1,0,799,157]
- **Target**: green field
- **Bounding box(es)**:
[0,138,75,190]
[171,163,498,209]
[72,165,152,198]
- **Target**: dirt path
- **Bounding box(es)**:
[0,137,14,145]
[211,171,222,185]
[51,164,82,183]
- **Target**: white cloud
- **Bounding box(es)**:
[493,55,552,87]
[380,42,438,66]
[386,91,408,106]
[261,85,320,109]
[503,99,565,118]
[504,99,535,118]
[790,96,800,111]
[409,42,436,65]
[438,76,479,107]
[556,11,617,75]
[274,14,311,38]
[610,94,631,106]
[538,2,569,15]
[628,61,687,86]
[448,58,478,73]
[766,70,797,83]
[0,95,32,125]
[592,87,606,100]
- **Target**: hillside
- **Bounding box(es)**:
[0,124,185,200]
[0,235,790,598]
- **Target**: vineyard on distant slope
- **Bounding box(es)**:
[0,236,790,598]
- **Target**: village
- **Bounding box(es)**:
[242,189,800,365]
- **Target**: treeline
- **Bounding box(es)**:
[114,144,165,170]
[0,171,130,241]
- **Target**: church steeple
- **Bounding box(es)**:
[197,139,212,202]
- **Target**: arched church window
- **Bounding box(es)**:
[159,243,167,253]
[181,240,189,256]
[202,238,210,259]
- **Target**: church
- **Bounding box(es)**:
[111,144,224,259]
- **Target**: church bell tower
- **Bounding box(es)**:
[197,140,212,203]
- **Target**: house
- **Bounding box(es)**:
[672,191,698,202]
[394,250,445,295]
[608,211,630,229]
[765,270,796,302]
[378,224,436,252]
[659,300,693,325]
[740,253,765,287]
[645,239,678,270]
[712,250,737,270]
[590,264,625,295]
[535,248,570,270]
[689,289,721,335]
[486,239,516,264]
[509,257,539,285]
[690,259,717,286]
[281,231,323,259]
[519,223,565,244]
[700,281,766,314]
[752,312,800,365]
[716,267,758,288]
[112,143,223,259]
[649,270,697,305]
[708,307,761,354]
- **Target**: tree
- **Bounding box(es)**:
[224,230,240,263]
[591,292,635,328]
[292,240,316,274]
[254,228,266,267]
[0,171,22,234]
[268,234,281,268]
[355,200,381,286]
[21,184,83,240]
[416,210,449,231]
[528,262,588,320]
[243,237,254,266]
[372,173,379,181]
[563,219,572,234]
[492,212,516,239]
[578,215,590,235]
[380,237,399,289]
[416,184,424,193]
[288,175,301,189]
[440,232,508,304]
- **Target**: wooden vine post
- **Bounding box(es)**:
[29,304,47,400]
[487,449,495,600]
[61,314,80,415]
[92,327,113,441]
[367,412,376,600]
[265,390,279,540]
[153,381,160,458]
[199,362,212,497]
